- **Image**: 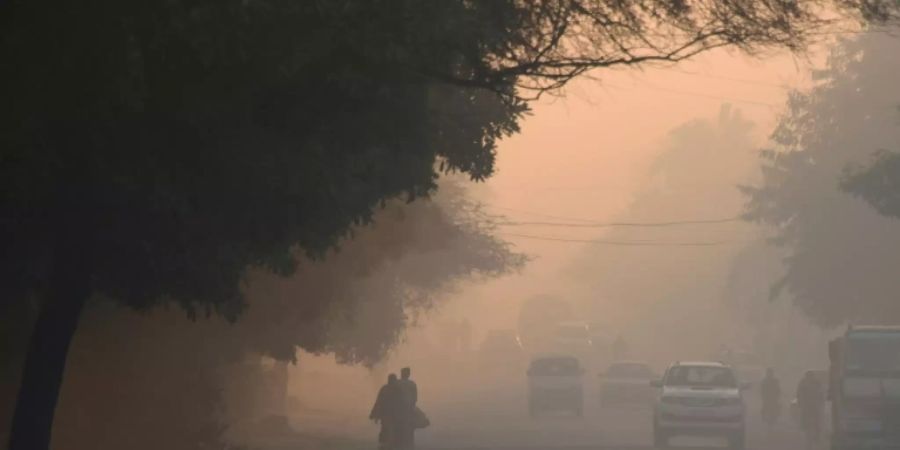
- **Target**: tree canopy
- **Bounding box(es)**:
[743,33,900,326]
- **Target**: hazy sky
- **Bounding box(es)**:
[440,47,827,334]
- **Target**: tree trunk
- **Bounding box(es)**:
[7,233,92,450]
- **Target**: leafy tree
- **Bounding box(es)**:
[743,33,900,326]
[2,1,896,449]
[572,105,761,359]
[842,146,900,217]
[229,180,526,365]
[1,181,523,449]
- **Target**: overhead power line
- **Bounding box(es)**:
[498,216,741,228]
[488,205,743,227]
[488,205,600,223]
[500,232,738,247]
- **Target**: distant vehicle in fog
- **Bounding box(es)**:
[587,321,612,363]
[517,295,573,350]
[652,361,748,449]
[527,354,585,417]
[828,326,900,450]
[599,361,657,406]
[478,329,525,372]
[551,322,593,363]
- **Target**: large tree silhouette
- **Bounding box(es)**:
[743,33,900,326]
[2,1,897,449]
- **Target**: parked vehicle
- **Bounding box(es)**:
[599,361,656,406]
[829,326,900,450]
[652,361,748,449]
[527,354,585,417]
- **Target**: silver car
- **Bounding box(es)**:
[653,361,748,449]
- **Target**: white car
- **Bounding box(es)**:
[652,361,748,449]
[527,354,585,417]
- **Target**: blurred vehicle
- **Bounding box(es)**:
[598,361,656,406]
[478,329,525,373]
[551,322,593,365]
[527,354,585,417]
[652,361,748,449]
[829,326,900,450]
[587,321,612,364]
[517,295,573,351]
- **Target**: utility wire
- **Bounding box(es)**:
[488,205,743,227]
[500,232,738,247]
[498,216,741,228]
[488,205,600,223]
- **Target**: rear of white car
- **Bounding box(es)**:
[653,362,746,448]
[527,354,585,417]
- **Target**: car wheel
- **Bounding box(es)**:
[728,430,745,450]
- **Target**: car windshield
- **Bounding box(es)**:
[607,363,654,379]
[556,325,589,339]
[665,365,737,388]
[846,332,900,374]
[530,357,581,376]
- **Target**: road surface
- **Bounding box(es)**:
[254,368,814,450]
[413,378,809,450]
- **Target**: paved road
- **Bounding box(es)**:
[254,371,814,450]
[415,380,809,450]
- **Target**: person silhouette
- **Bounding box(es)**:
[370,374,401,450]
[396,367,418,449]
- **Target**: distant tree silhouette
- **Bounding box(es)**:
[2,1,897,449]
[743,34,900,326]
